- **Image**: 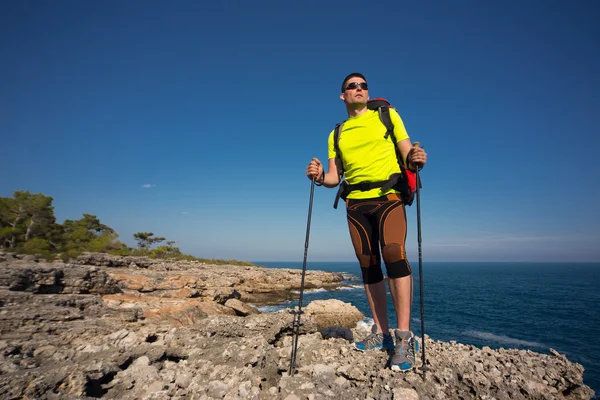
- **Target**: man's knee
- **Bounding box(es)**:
[382,244,412,278]
[360,265,384,284]
[357,254,384,284]
[382,243,403,263]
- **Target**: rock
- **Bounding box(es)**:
[0,262,120,294]
[312,363,336,385]
[304,299,364,330]
[225,298,260,316]
[321,326,354,341]
[76,253,156,268]
[393,388,419,399]
[143,301,208,326]
[175,372,192,389]
[0,253,595,400]
[196,300,237,316]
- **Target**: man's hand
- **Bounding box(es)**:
[306,158,324,181]
[409,143,427,169]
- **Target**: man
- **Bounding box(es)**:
[305,72,427,371]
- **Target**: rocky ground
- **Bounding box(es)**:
[0,252,595,399]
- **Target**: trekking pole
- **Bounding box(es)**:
[289,176,316,376]
[413,142,430,379]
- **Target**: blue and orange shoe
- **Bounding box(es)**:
[390,329,419,371]
[353,325,395,352]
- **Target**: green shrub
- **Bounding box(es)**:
[22,238,52,256]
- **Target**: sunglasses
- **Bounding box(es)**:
[344,82,368,91]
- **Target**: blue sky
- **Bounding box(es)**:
[1,0,599,262]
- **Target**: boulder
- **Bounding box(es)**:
[304,299,364,330]
[225,298,260,316]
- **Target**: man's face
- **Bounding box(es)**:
[340,77,369,105]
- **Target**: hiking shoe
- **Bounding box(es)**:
[390,330,419,371]
[353,324,395,352]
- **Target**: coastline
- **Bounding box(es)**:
[0,252,595,399]
[258,260,600,397]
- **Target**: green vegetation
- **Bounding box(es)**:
[0,190,255,266]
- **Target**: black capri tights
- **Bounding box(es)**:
[346,193,412,284]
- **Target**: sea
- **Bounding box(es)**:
[253,261,600,397]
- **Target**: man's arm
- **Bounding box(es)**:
[318,158,342,188]
[389,109,426,170]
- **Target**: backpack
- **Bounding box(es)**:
[332,98,420,209]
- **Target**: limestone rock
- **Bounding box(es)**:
[0,252,595,400]
[0,262,119,294]
[225,298,260,316]
[304,299,364,330]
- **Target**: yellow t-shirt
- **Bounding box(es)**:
[327,108,410,199]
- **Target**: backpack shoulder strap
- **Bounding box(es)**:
[377,106,410,167]
[333,121,345,176]
[378,106,395,141]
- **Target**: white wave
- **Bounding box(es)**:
[338,285,363,291]
[463,330,545,348]
[251,300,293,313]
[291,288,328,294]
[254,305,285,313]
[356,318,375,331]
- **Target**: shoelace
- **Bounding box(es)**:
[362,332,382,348]
[402,337,416,362]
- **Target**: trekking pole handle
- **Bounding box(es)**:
[410,142,422,170]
